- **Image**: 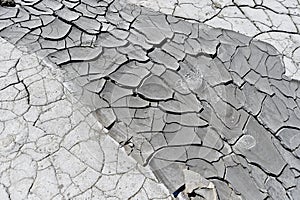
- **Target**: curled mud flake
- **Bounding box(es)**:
[137,75,173,101]
[234,135,256,150]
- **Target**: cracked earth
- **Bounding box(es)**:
[0,0,300,199]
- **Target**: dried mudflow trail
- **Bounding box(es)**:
[0,0,300,199]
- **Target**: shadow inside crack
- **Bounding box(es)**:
[0,0,15,7]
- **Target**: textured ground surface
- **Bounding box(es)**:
[128,0,300,80]
[0,0,300,200]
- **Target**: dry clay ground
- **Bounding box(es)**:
[0,0,300,199]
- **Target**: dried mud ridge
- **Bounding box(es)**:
[0,0,300,199]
